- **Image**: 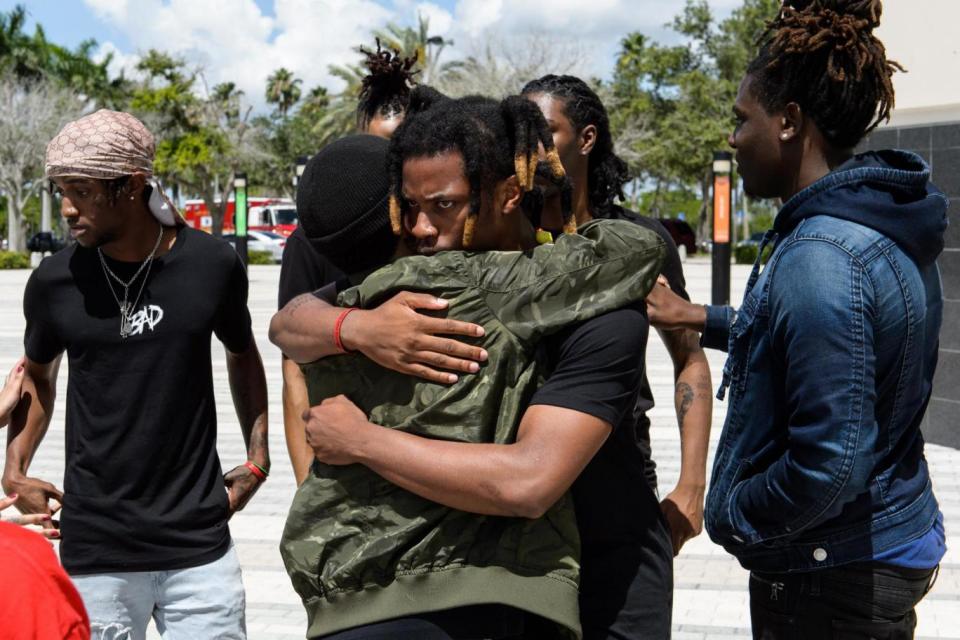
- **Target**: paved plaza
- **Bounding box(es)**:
[0,258,957,640]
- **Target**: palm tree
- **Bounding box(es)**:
[372,14,455,85]
[0,5,48,80]
[315,15,458,145]
[265,67,302,118]
[1,5,131,107]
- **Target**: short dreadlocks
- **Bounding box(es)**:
[356,39,419,130]
[386,88,574,247]
[748,0,903,149]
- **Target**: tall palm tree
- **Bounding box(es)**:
[265,67,302,118]
[316,15,458,144]
[0,5,47,79]
[372,14,455,85]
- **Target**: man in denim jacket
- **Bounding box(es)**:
[647,1,949,637]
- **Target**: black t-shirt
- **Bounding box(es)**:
[530,305,673,638]
[278,227,344,310]
[23,226,253,575]
[596,206,690,490]
[530,305,650,545]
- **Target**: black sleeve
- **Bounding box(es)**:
[23,269,64,364]
[278,230,343,309]
[214,252,254,353]
[646,219,690,302]
[529,306,648,429]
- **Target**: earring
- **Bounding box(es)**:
[130,195,135,201]
[780,133,789,140]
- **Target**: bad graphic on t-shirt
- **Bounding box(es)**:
[127,304,164,336]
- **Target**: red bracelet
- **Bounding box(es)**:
[334,308,359,354]
[244,461,267,482]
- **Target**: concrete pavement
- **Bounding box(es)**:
[0,257,956,639]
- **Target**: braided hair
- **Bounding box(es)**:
[521,75,629,215]
[386,88,574,247]
[356,39,419,130]
[748,0,903,149]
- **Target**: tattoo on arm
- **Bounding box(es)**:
[284,293,313,316]
[676,381,695,431]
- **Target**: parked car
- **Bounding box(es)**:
[736,231,766,248]
[26,231,67,254]
[657,218,697,258]
[223,230,286,263]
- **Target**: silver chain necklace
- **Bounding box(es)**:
[98,224,164,338]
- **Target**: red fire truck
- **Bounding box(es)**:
[181,197,298,237]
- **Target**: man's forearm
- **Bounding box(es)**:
[281,357,314,485]
[353,424,545,518]
[226,343,270,470]
[674,362,712,487]
[3,359,58,490]
[269,293,345,363]
[663,329,712,487]
[311,402,609,519]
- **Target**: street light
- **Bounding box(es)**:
[711,151,733,306]
[234,172,249,268]
[294,155,308,190]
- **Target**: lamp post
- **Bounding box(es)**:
[294,155,309,190]
[234,172,249,268]
[711,151,733,305]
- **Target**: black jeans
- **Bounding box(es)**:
[749,563,938,640]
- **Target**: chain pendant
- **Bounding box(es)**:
[120,302,132,338]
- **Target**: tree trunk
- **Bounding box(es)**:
[6,192,26,252]
[202,188,222,237]
[41,188,52,233]
[207,180,236,238]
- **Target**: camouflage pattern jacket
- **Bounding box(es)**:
[281,219,666,638]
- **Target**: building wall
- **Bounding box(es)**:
[862,122,960,448]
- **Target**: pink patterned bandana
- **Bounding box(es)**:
[45,109,182,225]
[46,109,154,180]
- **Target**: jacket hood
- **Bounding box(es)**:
[774,150,949,265]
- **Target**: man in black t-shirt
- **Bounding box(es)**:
[519,75,713,638]
[4,110,269,639]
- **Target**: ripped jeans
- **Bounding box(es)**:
[71,544,246,640]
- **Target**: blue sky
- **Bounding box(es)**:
[2,0,741,112]
[3,0,458,52]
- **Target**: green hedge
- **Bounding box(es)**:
[248,250,274,265]
[734,244,773,265]
[0,251,31,269]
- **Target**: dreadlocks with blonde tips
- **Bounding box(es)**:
[388,193,403,235]
[748,0,903,149]
[356,39,420,130]
[386,88,576,247]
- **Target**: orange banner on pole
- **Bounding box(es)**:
[713,174,731,243]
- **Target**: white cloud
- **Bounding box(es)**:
[84,0,747,112]
[413,2,453,35]
[443,0,748,79]
[85,0,393,111]
[453,0,502,37]
[92,40,141,80]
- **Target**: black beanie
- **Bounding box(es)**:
[296,134,396,275]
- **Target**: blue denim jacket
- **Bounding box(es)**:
[703,151,949,572]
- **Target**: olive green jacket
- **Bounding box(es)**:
[281,219,666,638]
